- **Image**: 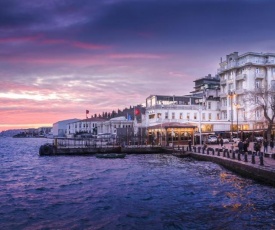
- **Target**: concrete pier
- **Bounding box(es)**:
[189,144,275,186]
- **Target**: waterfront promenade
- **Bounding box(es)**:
[187,142,275,186]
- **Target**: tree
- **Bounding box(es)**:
[245,83,275,141]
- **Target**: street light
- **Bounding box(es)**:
[160,103,164,146]
[234,103,240,138]
[198,105,202,145]
[228,90,235,141]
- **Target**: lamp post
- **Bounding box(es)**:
[160,103,164,146]
[198,105,202,145]
[228,90,235,142]
[234,104,240,138]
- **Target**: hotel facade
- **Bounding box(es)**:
[144,52,275,146]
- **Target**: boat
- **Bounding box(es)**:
[172,151,190,158]
[95,153,126,159]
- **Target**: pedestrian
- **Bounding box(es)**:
[188,139,192,151]
[254,141,261,155]
[263,139,268,153]
[270,139,274,153]
[238,140,244,154]
[243,140,248,154]
[220,138,224,147]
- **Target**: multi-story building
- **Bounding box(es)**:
[145,75,222,145]
[66,118,107,137]
[53,118,80,137]
[66,116,134,138]
[218,52,275,133]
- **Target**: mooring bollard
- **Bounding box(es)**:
[232,151,236,159]
[238,153,241,161]
[259,153,264,166]
[198,146,201,153]
[252,154,255,164]
[244,153,248,162]
[227,151,230,158]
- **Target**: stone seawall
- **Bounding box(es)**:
[190,152,275,186]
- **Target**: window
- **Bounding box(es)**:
[208,113,212,120]
[223,99,227,106]
[157,113,162,118]
[172,112,175,119]
[149,114,155,119]
[208,102,211,109]
[179,113,183,119]
[217,113,220,120]
[255,81,261,88]
[187,113,190,120]
[202,113,205,120]
[165,112,168,119]
[194,113,197,120]
[256,67,260,73]
[224,111,227,119]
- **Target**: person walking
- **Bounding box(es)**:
[220,138,224,147]
[263,139,268,154]
[254,141,261,156]
[270,139,274,153]
[188,139,192,151]
[238,140,244,154]
[243,140,248,154]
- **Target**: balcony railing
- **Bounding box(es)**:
[235,88,246,95]
[236,74,246,81]
[255,73,265,79]
[147,104,206,110]
[219,92,227,98]
[220,79,227,85]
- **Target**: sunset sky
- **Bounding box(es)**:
[1,0,275,131]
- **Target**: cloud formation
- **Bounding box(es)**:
[1,0,275,131]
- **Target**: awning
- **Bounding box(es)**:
[194,132,215,136]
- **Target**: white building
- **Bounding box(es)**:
[53,118,80,137]
[97,116,134,135]
[66,116,134,137]
[218,52,275,131]
[66,117,107,137]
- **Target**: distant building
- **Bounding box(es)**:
[38,127,52,137]
[53,119,80,137]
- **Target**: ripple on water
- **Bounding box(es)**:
[0,138,275,230]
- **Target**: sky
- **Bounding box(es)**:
[1,0,275,131]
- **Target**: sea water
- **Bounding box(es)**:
[0,137,274,230]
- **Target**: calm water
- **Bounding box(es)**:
[0,137,274,230]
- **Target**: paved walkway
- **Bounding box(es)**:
[210,142,275,168]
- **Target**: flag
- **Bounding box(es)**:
[134,108,140,115]
[86,110,89,114]
[128,114,132,120]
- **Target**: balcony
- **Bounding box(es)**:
[255,73,265,80]
[220,79,227,85]
[219,92,227,98]
[235,88,246,95]
[220,105,227,111]
[236,74,246,81]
